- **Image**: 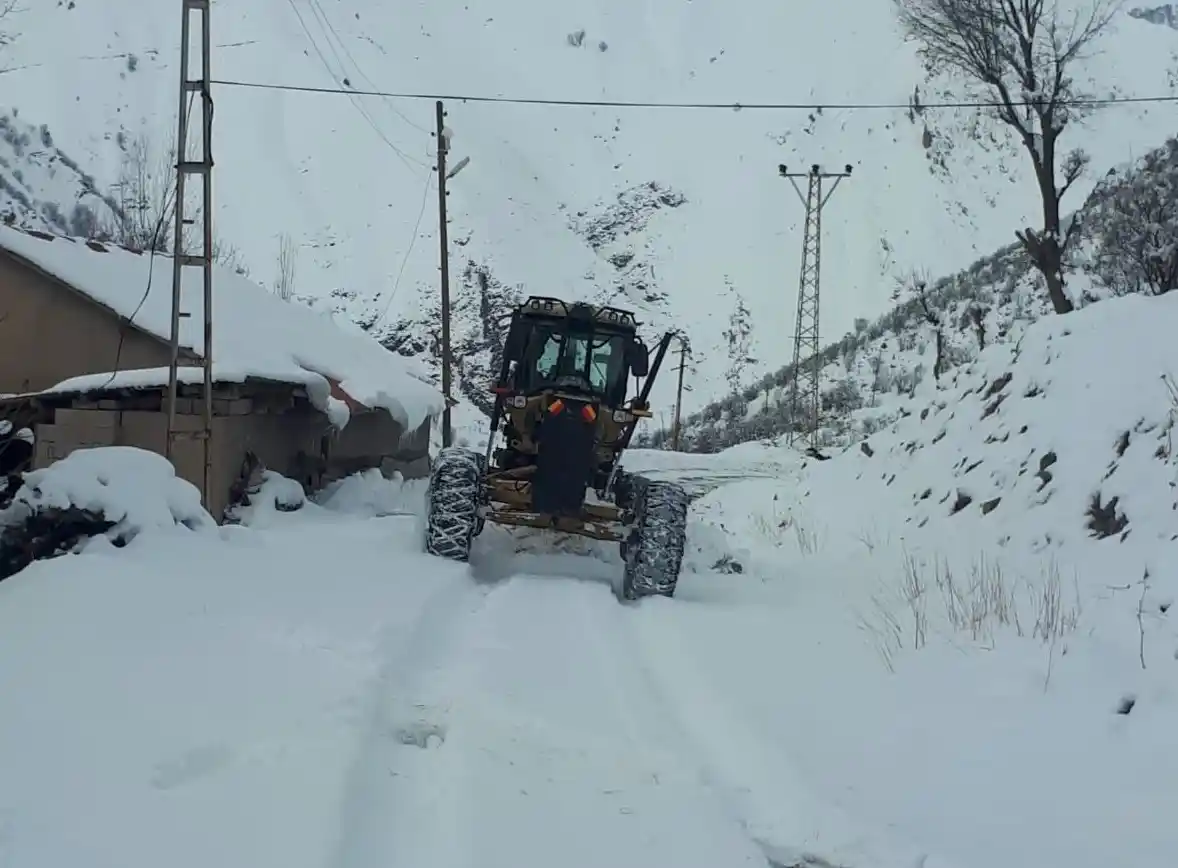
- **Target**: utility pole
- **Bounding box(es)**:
[669,333,690,451]
[166,0,215,507]
[779,163,851,451]
[435,100,453,447]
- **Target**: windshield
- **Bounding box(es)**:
[522,325,628,399]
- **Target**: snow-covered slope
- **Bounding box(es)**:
[649,132,1178,452]
[645,289,1178,868]
[4,0,1175,419]
[0,109,119,234]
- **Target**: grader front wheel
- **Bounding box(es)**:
[620,478,689,600]
[424,446,485,562]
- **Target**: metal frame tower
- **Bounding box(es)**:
[778,163,851,450]
[166,0,215,505]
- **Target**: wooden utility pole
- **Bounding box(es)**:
[166,0,215,506]
[778,162,851,451]
[435,100,453,447]
[669,334,689,451]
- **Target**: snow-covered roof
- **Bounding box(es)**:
[0,225,442,430]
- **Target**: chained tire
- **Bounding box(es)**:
[424,446,485,562]
[620,477,689,600]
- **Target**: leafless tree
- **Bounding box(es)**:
[104,132,249,274]
[0,1,18,49]
[274,232,297,300]
[211,236,250,277]
[894,0,1121,314]
[106,133,175,253]
[896,267,946,379]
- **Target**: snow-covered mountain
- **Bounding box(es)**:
[0,109,120,235]
[3,0,1175,422]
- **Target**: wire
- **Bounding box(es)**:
[302,0,430,135]
[376,170,434,326]
[282,0,427,173]
[209,77,1178,111]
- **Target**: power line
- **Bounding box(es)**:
[376,170,434,325]
[281,0,426,172]
[301,0,431,135]
[209,77,1178,111]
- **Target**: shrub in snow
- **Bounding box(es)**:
[0,446,214,581]
[1083,137,1178,297]
[223,469,306,526]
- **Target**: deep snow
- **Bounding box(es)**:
[4,270,1178,868]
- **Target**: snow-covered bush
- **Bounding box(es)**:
[223,469,306,527]
[0,446,214,580]
[1082,136,1178,297]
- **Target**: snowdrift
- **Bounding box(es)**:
[672,291,1178,868]
[0,446,214,579]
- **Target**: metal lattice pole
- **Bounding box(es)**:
[779,163,851,450]
[166,0,215,506]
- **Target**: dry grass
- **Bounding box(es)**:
[858,548,1081,669]
[751,509,821,555]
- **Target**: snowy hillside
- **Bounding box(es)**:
[1,280,1176,867]
[0,109,120,234]
[3,0,1175,419]
[647,132,1178,452]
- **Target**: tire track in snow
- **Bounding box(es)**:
[418,575,771,867]
[573,587,776,865]
[618,603,939,868]
[325,571,496,868]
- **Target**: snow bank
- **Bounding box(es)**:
[0,445,213,534]
[0,446,214,579]
[0,225,442,430]
[223,470,308,528]
[669,291,1178,868]
[220,468,426,530]
[315,468,426,518]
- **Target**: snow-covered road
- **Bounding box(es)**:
[4,430,1175,868]
[0,452,930,868]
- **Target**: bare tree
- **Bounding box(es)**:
[274,232,297,300]
[106,133,176,253]
[104,132,249,274]
[894,0,1120,314]
[211,236,250,277]
[0,1,18,49]
[895,268,946,380]
[1085,137,1178,296]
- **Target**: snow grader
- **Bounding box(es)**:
[422,296,690,600]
